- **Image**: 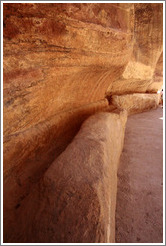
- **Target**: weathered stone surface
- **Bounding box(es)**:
[3,3,134,137]
[3,3,163,243]
[3,4,133,240]
[106,3,163,96]
[4,99,109,236]
[147,52,163,93]
[4,112,127,243]
[111,93,160,115]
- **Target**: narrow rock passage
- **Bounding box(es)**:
[115,107,163,243]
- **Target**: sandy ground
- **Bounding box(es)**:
[115,107,163,243]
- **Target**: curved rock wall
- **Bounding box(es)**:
[106,3,163,96]
[3,3,134,137]
[3,3,133,205]
[3,3,163,243]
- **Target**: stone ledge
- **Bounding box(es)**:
[4,111,127,243]
[111,93,160,115]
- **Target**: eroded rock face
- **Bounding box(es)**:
[3,3,133,210]
[112,93,160,115]
[4,112,127,243]
[106,3,163,96]
[3,3,134,137]
[3,3,163,243]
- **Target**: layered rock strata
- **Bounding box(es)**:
[3,3,163,243]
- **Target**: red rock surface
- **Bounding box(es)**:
[4,112,127,243]
[3,3,163,243]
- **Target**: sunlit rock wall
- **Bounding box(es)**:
[3,2,134,186]
[3,3,163,243]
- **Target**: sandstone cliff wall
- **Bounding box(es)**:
[3,3,163,243]
[3,4,134,215]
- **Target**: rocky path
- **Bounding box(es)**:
[115,107,163,243]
